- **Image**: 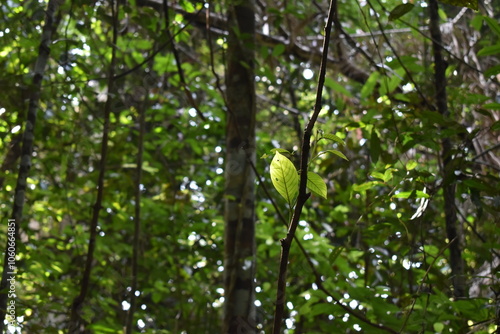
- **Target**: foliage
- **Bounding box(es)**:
[0,0,499,333]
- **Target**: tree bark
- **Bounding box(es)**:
[428,0,466,299]
[223,1,257,333]
[0,0,61,331]
[68,1,119,331]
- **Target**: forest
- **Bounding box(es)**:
[0,0,499,333]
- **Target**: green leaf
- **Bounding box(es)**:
[416,190,430,198]
[329,246,344,264]
[321,133,346,146]
[483,102,500,110]
[463,178,495,192]
[379,71,404,95]
[353,181,383,192]
[406,160,418,170]
[324,77,353,97]
[420,110,447,125]
[388,3,415,21]
[371,171,385,181]
[272,44,286,57]
[88,323,120,333]
[270,148,292,154]
[121,163,158,174]
[470,15,483,31]
[260,45,269,58]
[463,93,491,104]
[370,130,381,164]
[361,71,379,99]
[310,302,339,317]
[179,0,196,12]
[383,168,395,183]
[438,8,448,20]
[484,64,500,77]
[392,190,430,199]
[307,171,327,199]
[152,291,162,303]
[477,44,500,56]
[438,0,477,10]
[433,322,444,333]
[483,16,500,37]
[270,152,299,204]
[325,149,349,161]
[392,191,412,199]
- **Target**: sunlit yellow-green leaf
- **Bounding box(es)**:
[51,263,63,274]
[393,191,412,199]
[433,322,444,333]
[321,133,346,146]
[406,160,418,170]
[370,171,385,181]
[121,163,159,174]
[416,190,430,199]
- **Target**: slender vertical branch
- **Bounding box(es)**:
[125,85,148,334]
[0,0,61,331]
[428,0,466,299]
[272,0,336,332]
[68,0,119,331]
[223,1,257,333]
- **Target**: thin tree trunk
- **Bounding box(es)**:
[68,1,119,331]
[0,0,61,331]
[223,1,257,333]
[428,0,466,299]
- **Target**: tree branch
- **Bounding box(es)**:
[68,0,119,331]
[272,0,335,332]
[138,0,370,84]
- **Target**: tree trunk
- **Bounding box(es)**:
[0,0,61,331]
[223,1,257,333]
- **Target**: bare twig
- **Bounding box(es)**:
[472,143,500,161]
